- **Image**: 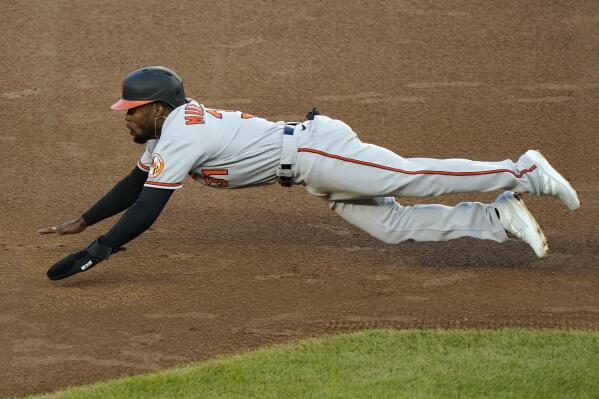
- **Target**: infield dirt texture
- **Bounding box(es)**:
[1,1,599,397]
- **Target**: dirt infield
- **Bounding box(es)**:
[1,1,598,397]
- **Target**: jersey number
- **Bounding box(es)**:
[202,169,228,188]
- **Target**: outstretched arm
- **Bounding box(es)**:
[46,187,174,280]
[81,166,149,226]
[38,166,148,235]
[99,187,173,249]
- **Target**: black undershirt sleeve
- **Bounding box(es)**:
[81,167,148,225]
[98,187,174,249]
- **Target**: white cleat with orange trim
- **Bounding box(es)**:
[520,150,580,211]
[492,191,549,258]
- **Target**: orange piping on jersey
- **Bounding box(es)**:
[137,161,150,171]
[296,148,537,178]
[145,181,182,187]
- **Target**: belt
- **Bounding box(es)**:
[277,124,302,187]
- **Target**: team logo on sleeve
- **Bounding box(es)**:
[149,154,165,178]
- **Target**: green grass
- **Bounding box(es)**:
[27,329,599,399]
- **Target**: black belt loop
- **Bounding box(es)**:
[283,125,295,136]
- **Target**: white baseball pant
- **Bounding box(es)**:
[293,116,541,243]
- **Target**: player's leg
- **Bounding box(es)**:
[330,196,507,243]
[330,193,548,257]
[296,117,579,209]
[300,137,539,200]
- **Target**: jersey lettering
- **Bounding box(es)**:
[185,109,203,115]
[202,169,229,188]
[184,104,205,125]
[185,116,204,125]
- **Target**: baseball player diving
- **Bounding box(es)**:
[39,66,581,280]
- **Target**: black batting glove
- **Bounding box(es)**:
[47,250,102,281]
[46,238,125,281]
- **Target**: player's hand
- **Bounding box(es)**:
[47,249,103,280]
[38,217,88,235]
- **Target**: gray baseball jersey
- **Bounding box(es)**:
[138,99,283,190]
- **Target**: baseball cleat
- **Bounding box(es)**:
[492,191,549,258]
[522,150,580,211]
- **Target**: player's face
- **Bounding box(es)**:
[125,103,156,144]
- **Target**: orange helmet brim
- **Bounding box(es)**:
[110,99,153,111]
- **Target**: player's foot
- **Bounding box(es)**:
[520,150,580,211]
[492,191,549,258]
